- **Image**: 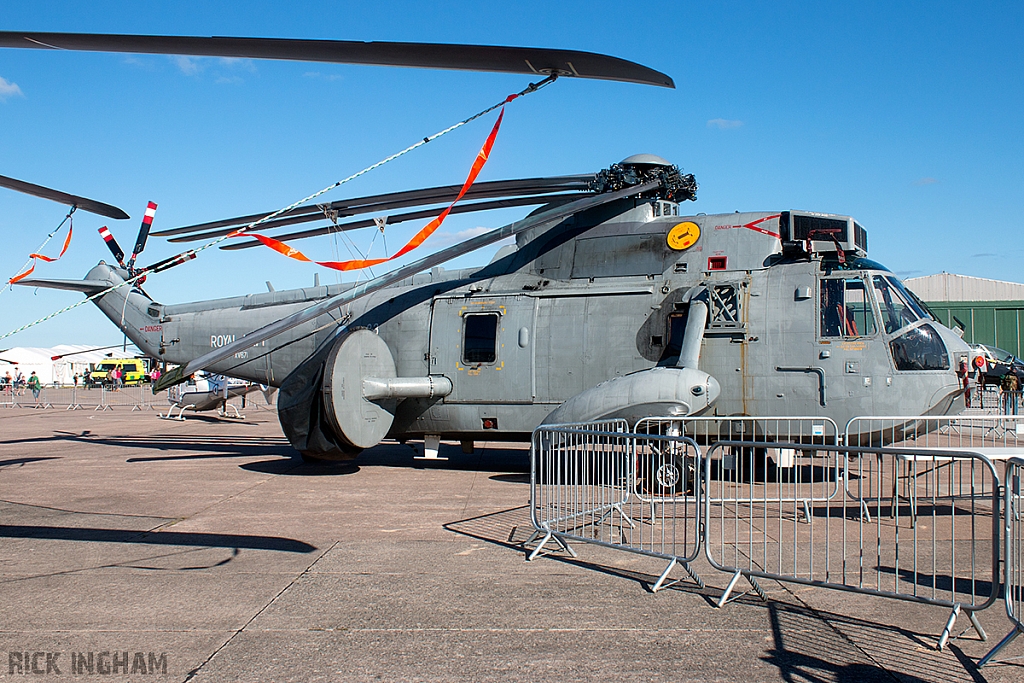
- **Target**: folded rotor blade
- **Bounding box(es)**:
[129,201,157,266]
[97,226,126,266]
[151,175,595,238]
[166,194,581,246]
[155,180,658,391]
[0,33,674,88]
[0,174,129,219]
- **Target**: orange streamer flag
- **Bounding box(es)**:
[234,103,510,272]
[9,225,74,284]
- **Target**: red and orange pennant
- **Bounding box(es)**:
[233,105,509,272]
[9,224,74,284]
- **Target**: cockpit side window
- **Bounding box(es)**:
[871,275,920,335]
[820,278,876,338]
[463,313,499,364]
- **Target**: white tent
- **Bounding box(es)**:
[0,345,138,386]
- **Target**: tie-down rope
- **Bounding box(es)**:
[0,76,557,343]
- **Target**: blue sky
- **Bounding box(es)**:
[1,1,1022,347]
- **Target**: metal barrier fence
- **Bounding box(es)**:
[0,383,275,414]
[969,387,1023,414]
[638,416,841,511]
[96,385,152,411]
[704,440,1000,650]
[980,455,1024,666]
[528,420,705,591]
[528,421,1010,652]
[846,414,1024,450]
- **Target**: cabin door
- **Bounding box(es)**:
[429,294,534,403]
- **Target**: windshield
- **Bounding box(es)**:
[870,275,921,334]
[890,323,949,371]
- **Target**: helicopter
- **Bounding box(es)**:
[160,371,274,421]
[4,32,971,461]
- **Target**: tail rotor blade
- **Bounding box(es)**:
[129,201,157,267]
[97,226,126,266]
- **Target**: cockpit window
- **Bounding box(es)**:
[820,278,877,338]
[885,276,930,320]
[871,275,921,334]
[890,323,949,371]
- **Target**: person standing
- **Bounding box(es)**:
[27,371,41,403]
[1002,372,1020,415]
[957,357,972,408]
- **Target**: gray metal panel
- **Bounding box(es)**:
[430,295,533,404]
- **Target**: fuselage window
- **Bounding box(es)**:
[820,278,876,338]
[463,313,499,363]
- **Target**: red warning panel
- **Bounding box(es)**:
[708,256,727,271]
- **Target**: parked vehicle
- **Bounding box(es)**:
[86,358,150,387]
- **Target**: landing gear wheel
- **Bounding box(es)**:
[638,448,692,496]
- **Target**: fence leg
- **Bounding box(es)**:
[717,571,743,608]
[653,559,706,592]
[937,603,960,651]
[595,503,636,529]
[967,610,987,642]
[683,561,705,590]
[978,627,1022,667]
[525,530,576,562]
[747,576,769,602]
[651,558,676,592]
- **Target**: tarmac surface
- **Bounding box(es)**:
[1,406,1022,682]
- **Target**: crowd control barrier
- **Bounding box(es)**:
[979,456,1024,666]
[638,417,841,518]
[703,440,1000,650]
[845,414,1024,451]
[96,385,152,411]
[528,420,1014,652]
[528,420,705,591]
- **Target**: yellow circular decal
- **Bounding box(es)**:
[667,221,701,250]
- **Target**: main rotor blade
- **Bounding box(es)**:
[167,194,583,246]
[0,32,674,88]
[97,226,126,266]
[0,174,129,219]
[151,175,595,238]
[156,180,658,390]
[130,201,158,264]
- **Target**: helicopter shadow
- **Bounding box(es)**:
[241,441,530,477]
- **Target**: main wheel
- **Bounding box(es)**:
[638,447,692,496]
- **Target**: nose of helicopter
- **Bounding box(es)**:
[927,324,973,415]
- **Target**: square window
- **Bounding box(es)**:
[463,313,499,363]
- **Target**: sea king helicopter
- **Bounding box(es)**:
[3,32,970,461]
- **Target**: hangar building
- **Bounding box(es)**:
[905,273,1024,358]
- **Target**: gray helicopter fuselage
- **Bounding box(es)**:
[92,195,968,442]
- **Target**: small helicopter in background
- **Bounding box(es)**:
[3,31,971,463]
[160,371,275,421]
